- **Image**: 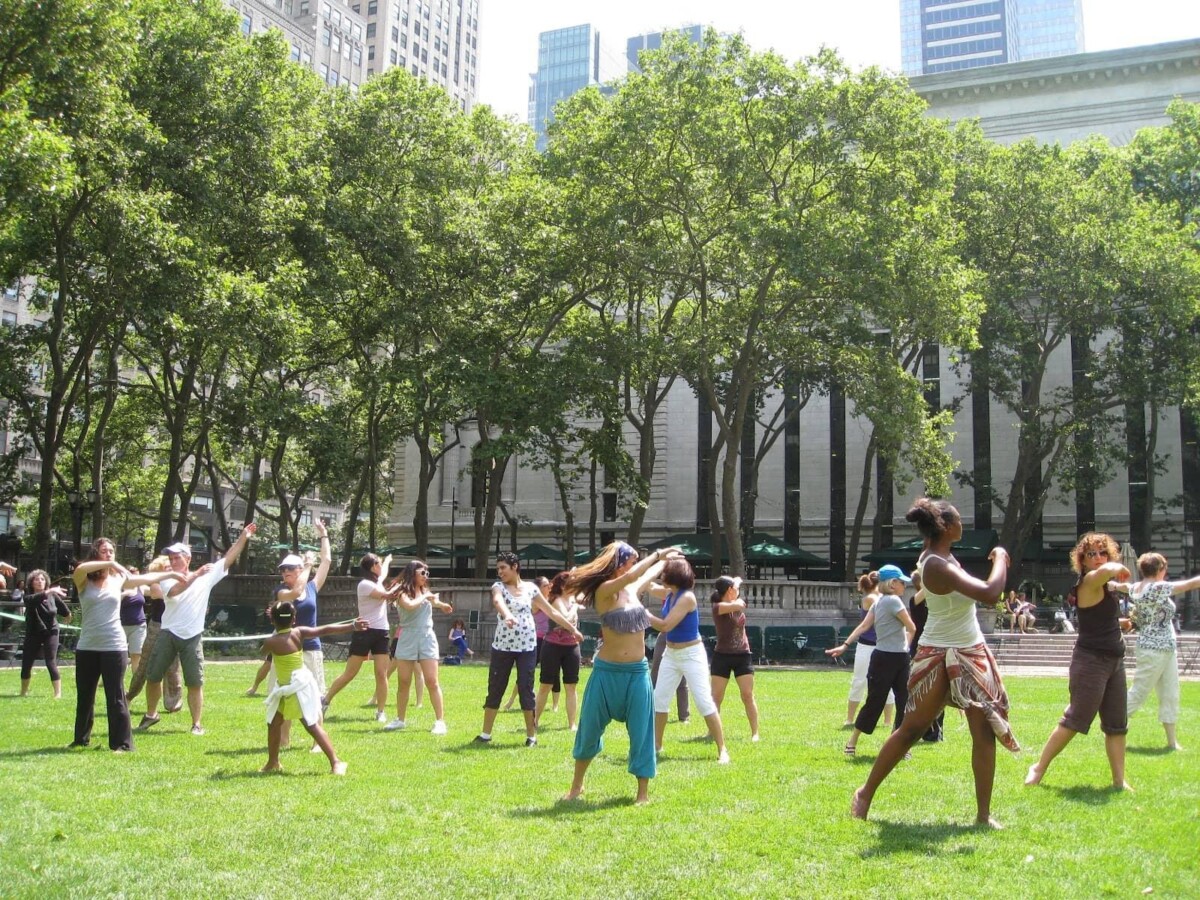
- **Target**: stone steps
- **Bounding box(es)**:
[986,632,1200,674]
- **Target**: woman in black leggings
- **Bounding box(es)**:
[20,570,72,699]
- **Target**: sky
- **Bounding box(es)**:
[477,0,1200,121]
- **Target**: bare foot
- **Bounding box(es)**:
[634,793,650,805]
[717,749,730,764]
[260,762,283,774]
[1024,763,1043,786]
[1113,780,1133,792]
[561,788,584,801]
[332,761,348,776]
[1167,743,1183,752]
[850,788,870,820]
[975,816,1003,830]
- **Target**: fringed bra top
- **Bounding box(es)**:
[600,603,650,634]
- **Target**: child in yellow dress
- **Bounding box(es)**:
[262,600,366,775]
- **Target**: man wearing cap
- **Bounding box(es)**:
[138,523,257,735]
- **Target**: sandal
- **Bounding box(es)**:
[843,744,856,756]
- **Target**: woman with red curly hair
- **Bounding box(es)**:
[1025,532,1132,790]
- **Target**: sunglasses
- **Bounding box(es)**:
[1084,550,1108,559]
[279,565,300,572]
[416,568,429,575]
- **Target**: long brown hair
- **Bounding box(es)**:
[397,559,428,599]
[562,542,637,604]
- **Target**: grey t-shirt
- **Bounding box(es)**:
[76,580,128,653]
[872,593,909,653]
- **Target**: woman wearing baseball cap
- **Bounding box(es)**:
[828,565,916,756]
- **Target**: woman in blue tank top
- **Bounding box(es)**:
[645,559,729,763]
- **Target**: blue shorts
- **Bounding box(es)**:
[573,658,656,780]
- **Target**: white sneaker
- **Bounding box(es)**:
[374,710,387,724]
[383,718,406,731]
[431,720,447,735]
[751,734,761,743]
[717,750,731,764]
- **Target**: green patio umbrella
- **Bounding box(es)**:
[390,544,453,558]
[640,533,715,562]
[742,532,828,567]
[517,543,567,563]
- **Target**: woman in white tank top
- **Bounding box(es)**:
[849,498,1016,828]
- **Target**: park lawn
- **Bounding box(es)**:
[0,662,1197,899]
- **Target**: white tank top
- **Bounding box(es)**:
[916,553,984,648]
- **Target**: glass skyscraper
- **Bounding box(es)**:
[901,0,1084,76]
[529,24,623,152]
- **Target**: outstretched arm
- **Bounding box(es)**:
[1168,573,1200,596]
[827,609,877,658]
[595,548,682,607]
[532,593,583,640]
[296,617,369,641]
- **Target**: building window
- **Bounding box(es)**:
[321,26,331,46]
[413,22,421,38]
[367,0,377,13]
[3,281,17,299]
[321,2,331,18]
[352,46,361,65]
[319,63,328,80]
[390,49,397,64]
[366,22,375,37]
[368,44,375,60]
[300,509,313,525]
[353,23,362,39]
[332,34,341,54]
[302,49,312,65]
[290,44,301,62]
[241,13,252,35]
[1,311,17,327]
[392,25,399,41]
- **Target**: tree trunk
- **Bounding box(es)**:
[847,431,878,578]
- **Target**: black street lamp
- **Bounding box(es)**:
[136,536,146,567]
[449,489,458,576]
[66,488,97,560]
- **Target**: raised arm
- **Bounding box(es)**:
[222,522,257,569]
[312,519,333,591]
[921,547,1010,605]
[275,562,314,603]
[595,548,681,608]
[72,560,118,591]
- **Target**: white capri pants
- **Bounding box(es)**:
[653,642,718,717]
[1127,647,1179,725]
[848,644,894,706]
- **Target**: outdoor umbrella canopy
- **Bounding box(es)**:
[516,543,567,563]
[742,532,828,567]
[640,533,715,562]
[390,544,453,558]
[861,529,999,568]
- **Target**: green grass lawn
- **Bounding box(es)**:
[1,661,1197,898]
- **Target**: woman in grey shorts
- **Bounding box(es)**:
[384,560,453,735]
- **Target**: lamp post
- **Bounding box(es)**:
[1184,530,1196,630]
[136,536,146,567]
[66,488,97,560]
[449,489,458,572]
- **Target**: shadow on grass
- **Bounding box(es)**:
[860,819,985,859]
[0,745,82,758]
[205,746,267,758]
[1047,784,1124,805]
[1127,745,1172,757]
[508,795,639,818]
[208,768,327,781]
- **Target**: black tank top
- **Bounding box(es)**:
[1073,579,1125,658]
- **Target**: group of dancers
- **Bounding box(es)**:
[6,494,1193,819]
